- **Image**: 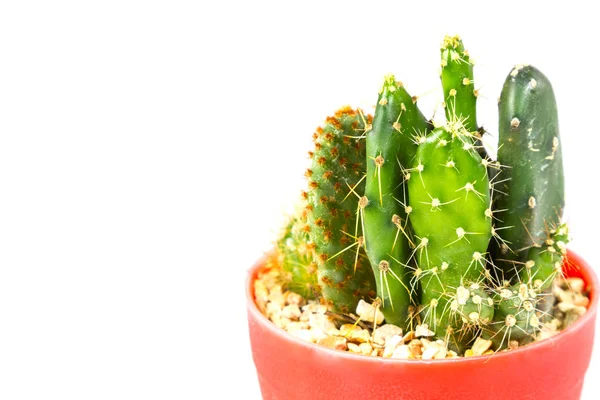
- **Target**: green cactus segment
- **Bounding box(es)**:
[441,35,478,133]
[455,285,494,326]
[304,107,377,313]
[486,283,541,348]
[277,215,320,300]
[520,223,569,291]
[491,65,564,279]
[486,224,569,349]
[363,75,431,328]
[407,123,492,342]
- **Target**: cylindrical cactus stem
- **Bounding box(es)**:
[519,222,570,314]
[450,283,494,327]
[520,223,569,291]
[440,35,478,133]
[363,75,431,328]
[304,107,377,313]
[490,65,564,280]
[485,224,570,349]
[276,213,320,300]
[486,283,541,348]
[407,122,493,347]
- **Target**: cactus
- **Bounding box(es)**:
[276,214,320,300]
[441,35,496,170]
[490,65,565,280]
[303,107,377,313]
[407,121,493,348]
[485,223,569,348]
[362,75,431,328]
[441,35,478,133]
[273,35,574,356]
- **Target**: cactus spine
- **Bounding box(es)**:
[491,66,565,280]
[363,76,431,328]
[303,107,377,313]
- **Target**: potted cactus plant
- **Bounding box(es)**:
[246,36,598,400]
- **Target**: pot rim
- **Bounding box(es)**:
[246,249,598,365]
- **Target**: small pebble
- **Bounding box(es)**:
[373,324,403,346]
[286,292,304,306]
[359,343,373,355]
[565,277,585,293]
[408,339,423,358]
[383,335,404,358]
[415,324,435,337]
[309,313,337,332]
[290,329,314,343]
[391,345,411,359]
[317,336,347,351]
[281,304,302,320]
[471,337,493,356]
[347,343,361,353]
[356,300,385,324]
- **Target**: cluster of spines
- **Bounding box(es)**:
[302,107,377,313]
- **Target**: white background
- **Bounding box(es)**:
[0,1,598,399]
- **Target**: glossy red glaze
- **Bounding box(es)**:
[247,250,598,400]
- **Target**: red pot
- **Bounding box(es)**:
[247,250,598,400]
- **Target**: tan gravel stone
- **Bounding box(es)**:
[347,343,361,353]
[415,324,435,337]
[565,277,585,293]
[373,324,403,346]
[408,339,423,357]
[289,329,313,343]
[268,284,285,306]
[339,324,370,343]
[391,345,411,359]
[317,335,347,351]
[471,337,493,356]
[309,313,337,332]
[302,303,328,314]
[402,330,415,343]
[383,335,404,358]
[286,321,310,332]
[359,342,373,355]
[422,342,441,360]
[285,292,304,306]
[281,304,302,320]
[356,299,385,324]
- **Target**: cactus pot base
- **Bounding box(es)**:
[246,250,598,400]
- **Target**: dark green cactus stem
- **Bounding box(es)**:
[407,122,493,348]
[304,107,377,313]
[486,224,569,349]
[363,75,431,328]
[277,214,320,300]
[491,65,565,280]
[441,35,478,133]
